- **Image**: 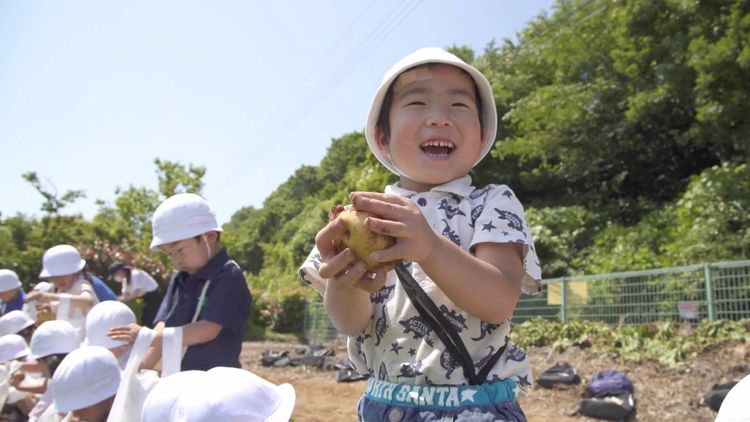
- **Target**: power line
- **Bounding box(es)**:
[214,0,611,198]
[214,0,424,191]
[218,0,379,163]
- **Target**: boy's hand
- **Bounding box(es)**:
[315,217,388,293]
[108,323,142,344]
[350,192,438,264]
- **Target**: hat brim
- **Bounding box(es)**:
[39,259,86,278]
[364,47,498,176]
[268,383,296,422]
[0,281,22,293]
[149,227,224,250]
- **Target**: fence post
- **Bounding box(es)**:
[303,300,309,342]
[561,277,569,324]
[704,263,716,320]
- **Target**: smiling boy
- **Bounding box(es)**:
[300,48,542,421]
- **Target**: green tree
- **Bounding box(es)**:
[154,158,206,197]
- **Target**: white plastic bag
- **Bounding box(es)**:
[0,365,9,408]
[107,328,159,422]
[55,294,86,341]
[161,327,183,377]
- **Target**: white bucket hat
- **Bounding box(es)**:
[150,193,222,250]
[0,334,30,363]
[0,310,35,336]
[83,301,137,349]
[29,320,81,360]
[0,269,22,293]
[32,281,54,292]
[50,346,121,413]
[141,371,209,422]
[364,47,498,176]
[172,367,296,422]
[39,245,86,278]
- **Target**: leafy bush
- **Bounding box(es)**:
[511,318,749,367]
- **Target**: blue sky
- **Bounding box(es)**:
[0,0,553,224]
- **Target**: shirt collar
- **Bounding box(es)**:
[180,248,230,283]
[385,175,475,198]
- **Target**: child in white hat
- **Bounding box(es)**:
[153,367,295,422]
[50,346,121,422]
[84,301,137,369]
[0,269,25,316]
[109,193,252,372]
[140,370,207,422]
[25,245,100,339]
[24,320,81,421]
[300,47,542,421]
[0,334,37,416]
[0,310,35,342]
[0,334,30,364]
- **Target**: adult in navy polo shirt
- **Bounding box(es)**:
[109,193,252,371]
[0,269,25,316]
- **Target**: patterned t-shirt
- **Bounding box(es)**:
[299,175,542,390]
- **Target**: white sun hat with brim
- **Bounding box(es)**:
[39,245,86,278]
[0,310,35,336]
[0,335,31,363]
[150,193,223,250]
[171,367,296,422]
[364,47,498,176]
[0,269,22,293]
[83,301,136,349]
[141,371,209,422]
[29,320,81,360]
[32,281,54,292]
[50,346,121,413]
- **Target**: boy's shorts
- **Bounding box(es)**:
[358,378,526,421]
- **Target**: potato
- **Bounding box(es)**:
[35,307,55,325]
[330,205,397,270]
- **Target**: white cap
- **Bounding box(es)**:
[50,346,121,413]
[0,269,22,292]
[172,367,296,422]
[0,334,30,363]
[39,245,86,278]
[32,281,54,292]
[29,320,81,359]
[141,371,209,422]
[84,301,136,348]
[150,193,222,250]
[0,310,35,336]
[365,47,498,176]
[716,373,750,421]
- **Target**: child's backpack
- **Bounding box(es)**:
[536,362,581,389]
[702,381,739,412]
[578,370,636,421]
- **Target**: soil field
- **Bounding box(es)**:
[240,339,749,421]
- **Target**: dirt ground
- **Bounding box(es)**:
[240,339,749,422]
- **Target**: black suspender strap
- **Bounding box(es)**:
[395,263,507,385]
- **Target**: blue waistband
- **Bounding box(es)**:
[363,378,517,410]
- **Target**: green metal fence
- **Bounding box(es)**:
[304,260,750,341]
[514,260,750,324]
[303,301,340,345]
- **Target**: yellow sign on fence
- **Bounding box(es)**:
[547,280,589,305]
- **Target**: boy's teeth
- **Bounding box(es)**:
[422,140,454,148]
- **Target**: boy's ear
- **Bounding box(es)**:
[204,231,220,244]
[375,125,390,155]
